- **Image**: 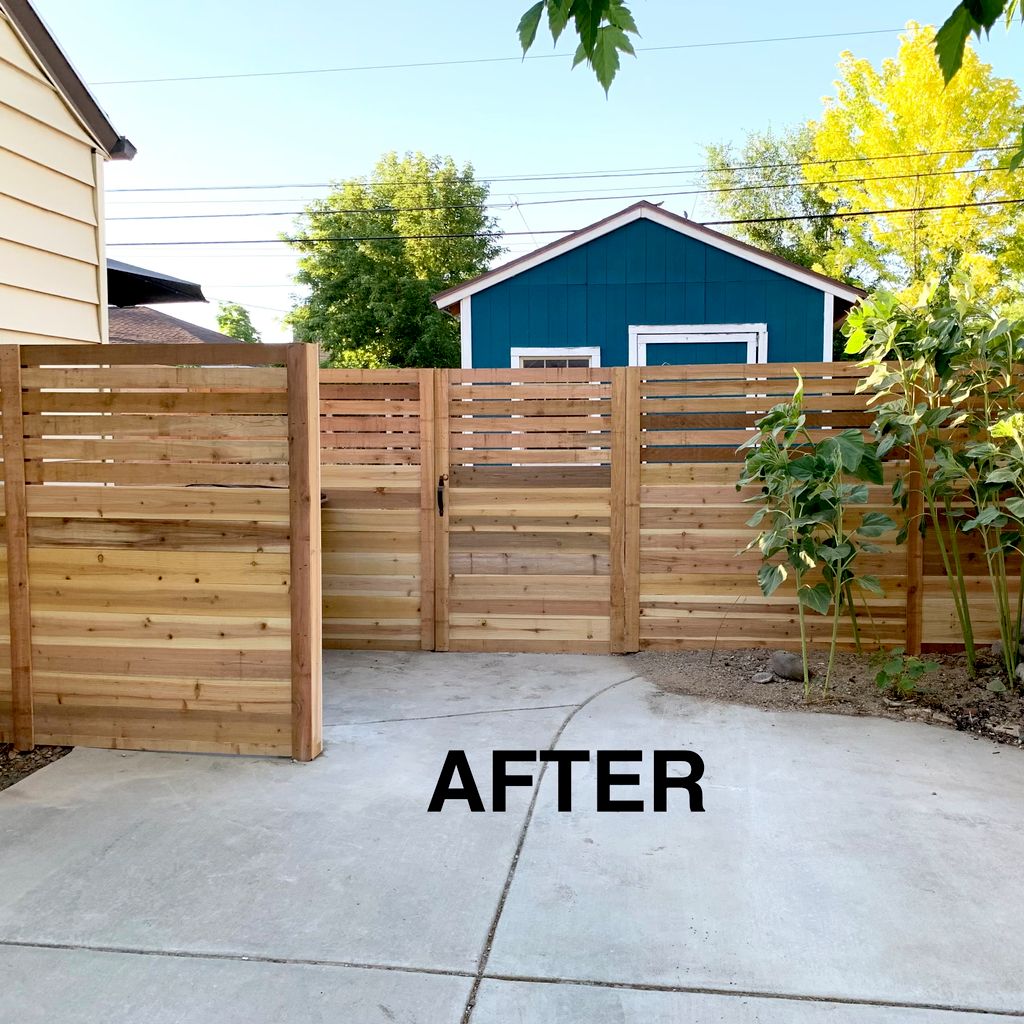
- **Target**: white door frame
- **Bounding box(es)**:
[628,323,768,366]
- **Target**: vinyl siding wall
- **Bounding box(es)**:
[0,11,104,345]
[470,219,827,368]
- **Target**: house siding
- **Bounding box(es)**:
[0,11,104,345]
[470,218,826,367]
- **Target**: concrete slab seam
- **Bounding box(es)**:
[324,703,578,728]
[459,673,643,1024]
[2,939,1020,1018]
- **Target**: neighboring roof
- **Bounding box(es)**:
[432,201,865,308]
[108,307,238,345]
[107,259,206,306]
[1,0,134,159]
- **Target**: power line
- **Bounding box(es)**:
[104,196,1024,250]
[104,145,1015,194]
[89,28,901,86]
[702,196,1024,225]
[103,164,1020,222]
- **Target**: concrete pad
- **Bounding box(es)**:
[487,679,1024,1014]
[0,702,567,972]
[322,649,633,726]
[471,978,1004,1023]
[2,943,470,1024]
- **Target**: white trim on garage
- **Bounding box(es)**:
[823,292,835,361]
[459,296,472,369]
[628,323,768,366]
[509,346,602,368]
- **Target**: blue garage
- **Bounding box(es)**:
[432,201,862,369]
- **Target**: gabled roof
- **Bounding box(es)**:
[433,201,863,308]
[108,307,237,346]
[1,0,134,159]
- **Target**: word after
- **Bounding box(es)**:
[427,749,705,812]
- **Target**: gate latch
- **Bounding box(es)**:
[437,474,447,516]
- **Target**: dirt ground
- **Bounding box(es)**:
[0,745,71,792]
[634,647,1024,747]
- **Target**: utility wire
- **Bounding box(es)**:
[104,196,1024,249]
[89,28,901,86]
[104,145,1016,193]
[103,164,1020,221]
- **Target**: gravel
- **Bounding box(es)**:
[632,647,1024,747]
[0,744,72,792]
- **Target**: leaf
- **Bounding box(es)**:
[757,563,788,597]
[985,467,1019,484]
[798,583,833,615]
[606,0,639,34]
[857,512,898,537]
[934,5,980,84]
[818,543,852,563]
[821,430,867,472]
[1006,496,1024,517]
[987,677,1008,692]
[546,0,572,42]
[589,26,631,92]
[857,574,885,595]
[517,1,545,52]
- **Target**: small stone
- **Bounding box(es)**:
[752,671,774,685]
[1016,664,1024,685]
[992,724,1023,741]
[768,650,807,682]
[932,711,954,725]
[991,640,1004,658]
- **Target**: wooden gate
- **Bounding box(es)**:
[437,367,624,653]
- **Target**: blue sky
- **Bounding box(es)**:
[34,0,1024,343]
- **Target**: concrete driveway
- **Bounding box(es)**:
[2,650,1023,1023]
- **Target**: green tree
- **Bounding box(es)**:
[216,302,261,343]
[286,152,501,368]
[805,24,1024,302]
[703,126,847,275]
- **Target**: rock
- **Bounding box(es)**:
[769,650,807,682]
[1016,663,1024,686]
[931,711,954,725]
[992,723,1023,741]
[752,671,774,685]
[991,640,1003,658]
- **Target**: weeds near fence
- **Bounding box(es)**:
[845,281,1024,687]
[737,374,896,696]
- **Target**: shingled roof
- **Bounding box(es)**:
[108,307,239,345]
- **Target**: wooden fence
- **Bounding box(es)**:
[319,362,938,656]
[0,343,321,759]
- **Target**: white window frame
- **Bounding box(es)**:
[509,346,602,368]
[628,323,768,366]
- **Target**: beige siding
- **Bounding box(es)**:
[0,12,104,344]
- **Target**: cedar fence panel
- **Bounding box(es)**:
[317,361,970,657]
[319,369,431,651]
[0,342,321,760]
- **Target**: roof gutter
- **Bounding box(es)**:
[1,0,134,159]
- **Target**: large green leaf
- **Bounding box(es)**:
[758,563,788,597]
[934,2,1006,82]
[798,583,833,615]
[1006,496,1024,517]
[857,512,899,537]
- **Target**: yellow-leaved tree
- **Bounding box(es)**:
[806,23,1024,303]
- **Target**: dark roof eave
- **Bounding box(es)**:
[2,0,133,159]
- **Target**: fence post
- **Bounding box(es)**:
[0,346,33,751]
[904,463,925,656]
[433,370,451,652]
[417,369,436,651]
[286,343,322,761]
[610,367,641,653]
